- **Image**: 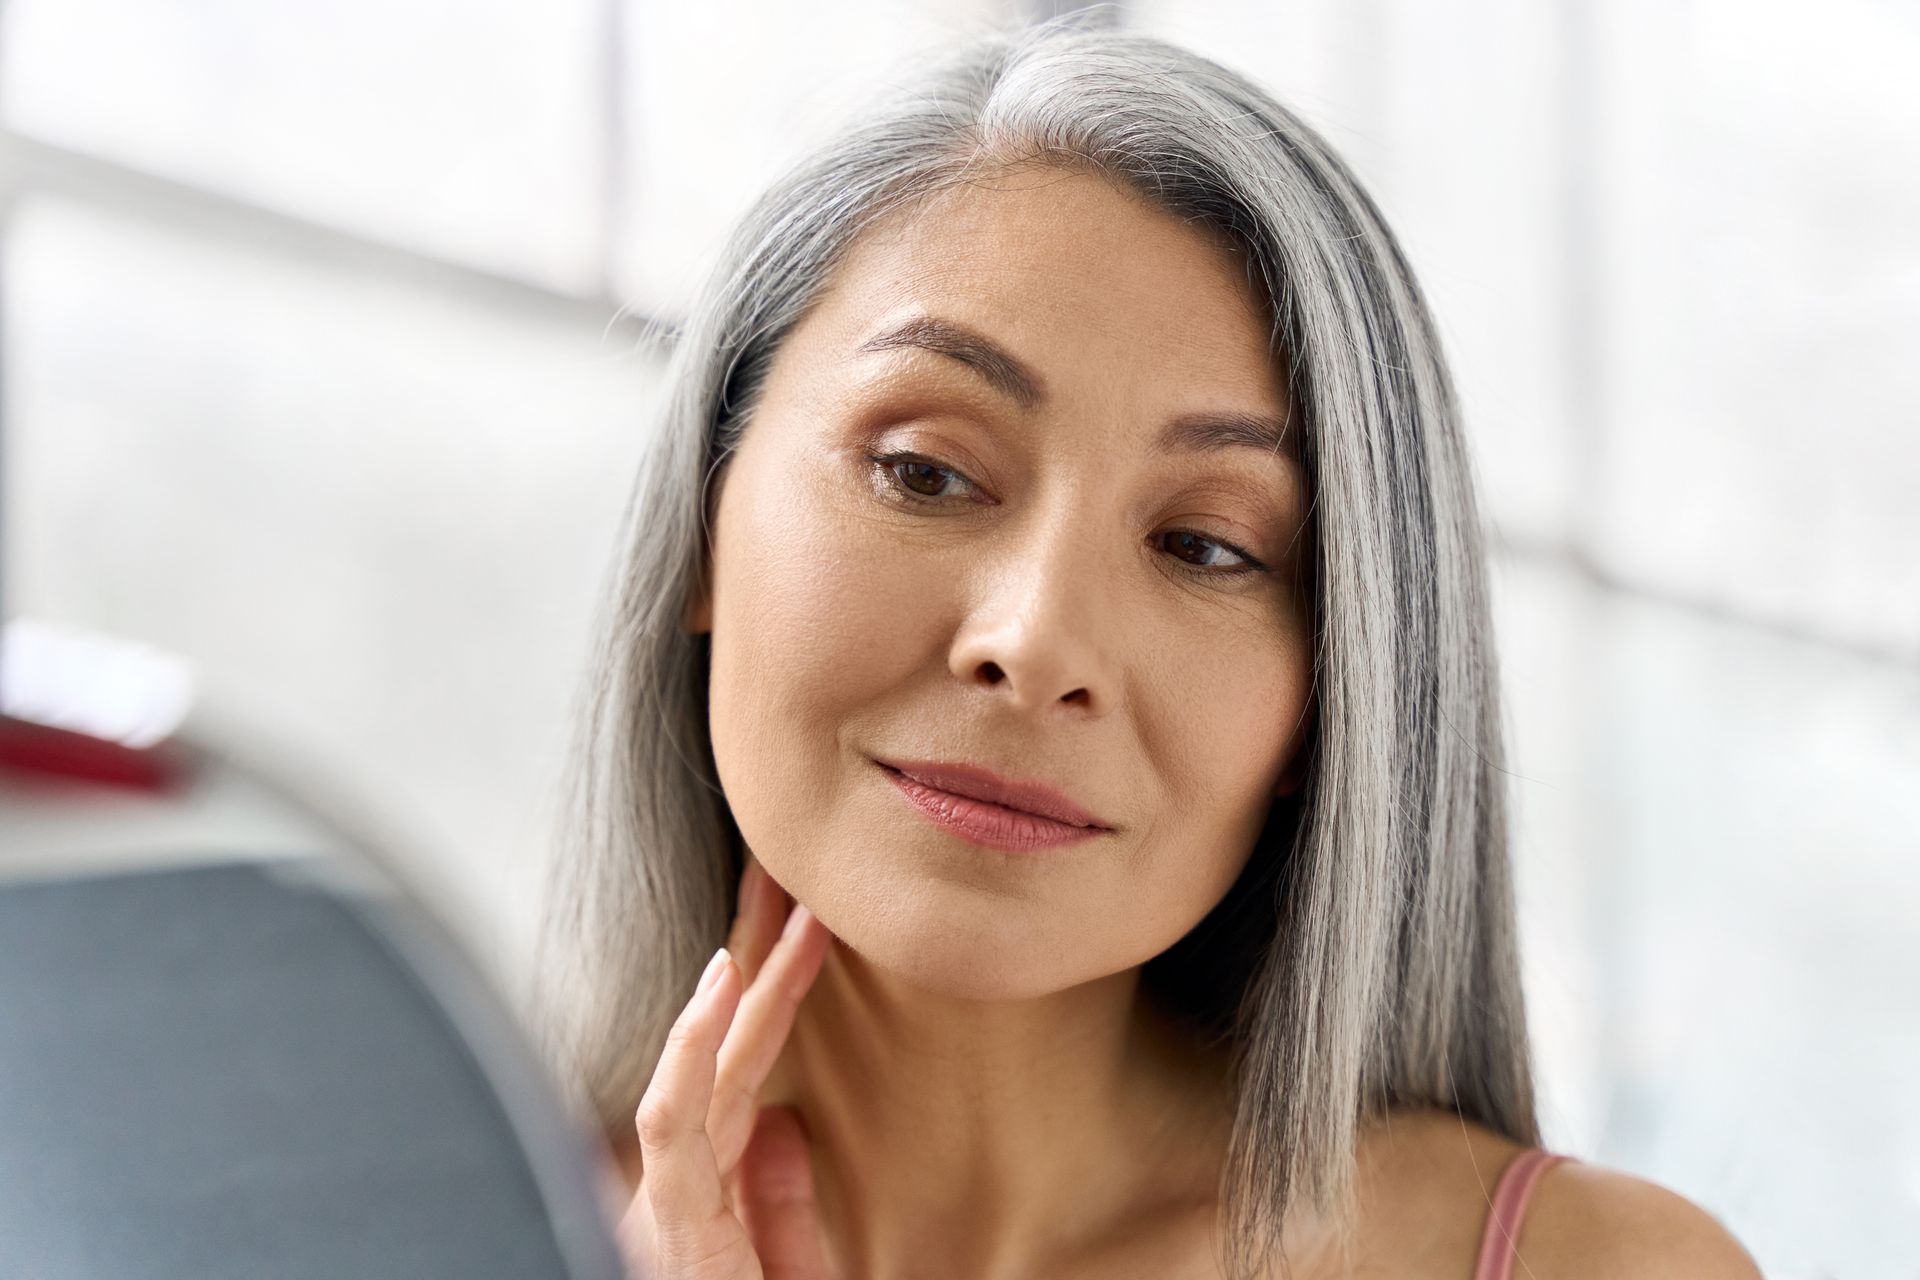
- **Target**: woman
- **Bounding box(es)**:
[527,17,1762,1280]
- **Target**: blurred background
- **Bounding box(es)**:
[1,1,1914,1275]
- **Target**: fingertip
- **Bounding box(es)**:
[707,949,742,1008]
[697,945,730,996]
[790,915,831,989]
[688,947,743,1032]
[779,901,815,942]
[801,905,834,956]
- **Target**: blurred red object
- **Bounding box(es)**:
[0,617,198,794]
[0,713,194,793]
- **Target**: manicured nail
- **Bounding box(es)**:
[781,903,815,942]
[697,947,730,995]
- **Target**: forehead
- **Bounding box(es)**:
[795,166,1293,425]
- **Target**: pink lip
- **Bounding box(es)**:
[874,757,1111,853]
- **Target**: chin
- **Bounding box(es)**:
[818,888,1086,1003]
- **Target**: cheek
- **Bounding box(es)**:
[708,452,933,735]
[703,448,945,888]
[1092,638,1310,961]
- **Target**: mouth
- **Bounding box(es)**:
[872,758,1111,853]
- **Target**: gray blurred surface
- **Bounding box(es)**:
[0,857,624,1280]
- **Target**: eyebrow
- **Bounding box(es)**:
[1154,409,1298,465]
[855,315,1046,409]
[851,314,1299,464]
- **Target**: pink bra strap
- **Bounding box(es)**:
[1472,1148,1574,1280]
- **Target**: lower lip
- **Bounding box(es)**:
[879,764,1106,852]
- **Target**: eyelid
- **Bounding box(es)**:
[866,425,997,492]
[866,450,1272,580]
[868,448,988,504]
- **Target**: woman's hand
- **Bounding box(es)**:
[617,856,837,1279]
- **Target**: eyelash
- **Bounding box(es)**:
[865,450,1272,581]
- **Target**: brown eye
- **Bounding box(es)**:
[897,459,954,497]
[1156,529,1267,578]
[868,451,976,502]
[1163,530,1243,569]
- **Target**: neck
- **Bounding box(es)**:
[756,938,1234,1280]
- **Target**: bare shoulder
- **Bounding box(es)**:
[1517,1157,1764,1279]
[1334,1107,1763,1280]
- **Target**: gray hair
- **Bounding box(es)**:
[526,13,1537,1277]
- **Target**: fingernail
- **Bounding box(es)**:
[781,902,815,942]
[697,947,730,995]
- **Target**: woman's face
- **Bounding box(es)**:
[686,164,1314,1000]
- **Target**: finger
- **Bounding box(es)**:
[633,947,746,1262]
[709,904,834,1172]
[736,1106,834,1280]
[726,855,786,986]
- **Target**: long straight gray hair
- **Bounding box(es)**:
[526,13,1537,1278]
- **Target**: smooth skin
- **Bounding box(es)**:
[607,164,1763,1279]
[613,857,1765,1279]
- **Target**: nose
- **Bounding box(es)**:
[946,500,1122,718]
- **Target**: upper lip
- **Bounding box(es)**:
[875,757,1112,830]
